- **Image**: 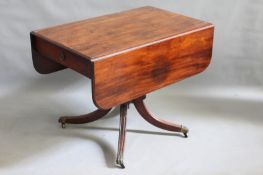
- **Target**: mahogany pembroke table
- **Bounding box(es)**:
[30,6,214,168]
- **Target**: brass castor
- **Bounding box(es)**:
[116,159,125,169]
[181,126,189,138]
[58,117,66,129]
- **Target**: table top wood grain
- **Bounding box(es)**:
[31,6,214,109]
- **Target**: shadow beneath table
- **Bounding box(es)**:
[0,74,117,168]
[69,125,185,138]
[1,75,262,169]
[155,92,263,124]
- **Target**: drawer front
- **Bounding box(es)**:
[31,33,92,78]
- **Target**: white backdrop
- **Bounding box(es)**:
[0,1,263,175]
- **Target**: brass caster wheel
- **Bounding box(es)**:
[116,159,125,169]
[61,122,66,128]
[181,125,189,138]
[58,117,66,129]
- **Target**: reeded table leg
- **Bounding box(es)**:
[58,96,188,168]
[58,108,111,128]
[116,103,128,168]
[133,96,189,137]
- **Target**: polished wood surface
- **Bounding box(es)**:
[31,6,214,109]
[31,49,66,74]
[116,103,128,168]
[31,33,92,78]
[32,6,211,60]
[93,26,213,109]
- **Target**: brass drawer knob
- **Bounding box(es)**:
[59,51,65,61]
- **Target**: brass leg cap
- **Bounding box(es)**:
[58,117,66,129]
[181,126,189,138]
[116,159,125,169]
[61,123,66,128]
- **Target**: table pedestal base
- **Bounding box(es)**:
[58,95,189,168]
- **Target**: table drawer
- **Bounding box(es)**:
[31,33,92,78]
